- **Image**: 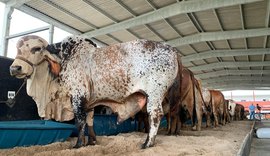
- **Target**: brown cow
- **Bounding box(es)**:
[166,68,203,134]
[202,89,226,127]
[138,67,206,135]
[235,104,245,120]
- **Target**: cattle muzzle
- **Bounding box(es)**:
[11,55,48,78]
[10,65,22,76]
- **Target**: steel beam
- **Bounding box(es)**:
[0,6,13,56]
[204,80,270,88]
[206,83,270,90]
[167,28,270,47]
[182,48,270,63]
[202,76,270,84]
[190,61,270,71]
[82,0,261,37]
[211,86,270,91]
[5,0,32,7]
[6,26,50,39]
[195,70,270,79]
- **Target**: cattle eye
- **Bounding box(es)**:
[31,47,42,53]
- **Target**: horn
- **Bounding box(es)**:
[46,42,61,55]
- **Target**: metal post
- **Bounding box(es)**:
[49,24,54,44]
[0,6,14,57]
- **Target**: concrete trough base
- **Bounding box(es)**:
[249,120,270,156]
[237,121,255,156]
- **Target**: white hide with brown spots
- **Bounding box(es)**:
[53,36,179,148]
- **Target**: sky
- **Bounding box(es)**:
[0,2,269,99]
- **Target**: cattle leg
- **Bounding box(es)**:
[165,112,171,134]
[195,90,202,131]
[72,97,87,148]
[168,114,177,135]
[213,111,219,127]
[86,109,96,145]
[141,107,162,149]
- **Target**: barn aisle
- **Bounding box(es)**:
[250,121,270,156]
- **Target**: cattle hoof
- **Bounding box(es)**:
[174,133,180,136]
[141,143,148,149]
[73,144,83,149]
[87,141,96,146]
[141,143,153,149]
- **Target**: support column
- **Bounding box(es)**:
[49,24,54,44]
[0,6,14,57]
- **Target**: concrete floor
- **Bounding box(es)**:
[249,121,270,156]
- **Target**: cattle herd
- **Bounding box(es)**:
[9,35,246,149]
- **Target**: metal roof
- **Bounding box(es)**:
[1,0,270,90]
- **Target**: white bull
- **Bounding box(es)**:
[10,35,180,148]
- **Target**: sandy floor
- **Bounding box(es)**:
[0,121,252,156]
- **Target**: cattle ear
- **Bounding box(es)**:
[46,42,61,55]
[47,57,61,77]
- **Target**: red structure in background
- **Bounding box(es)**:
[236,101,270,112]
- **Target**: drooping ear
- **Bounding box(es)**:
[44,55,61,77]
[46,42,61,55]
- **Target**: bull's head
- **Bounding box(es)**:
[10,35,61,79]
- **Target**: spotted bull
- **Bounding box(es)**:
[10,35,180,149]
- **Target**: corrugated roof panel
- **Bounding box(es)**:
[228,38,246,49]
[88,0,133,21]
[249,55,263,61]
[168,14,197,36]
[151,0,176,8]
[265,54,270,61]
[177,45,196,56]
[264,66,270,70]
[250,66,263,70]
[110,30,138,42]
[129,25,161,41]
[27,1,92,32]
[247,37,265,48]
[227,67,244,70]
[220,56,234,62]
[234,56,248,61]
[148,20,179,41]
[120,0,153,15]
[191,42,210,52]
[216,5,242,30]
[94,34,118,45]
[193,10,221,32]
[192,59,208,66]
[267,36,270,48]
[52,0,113,28]
[182,62,194,67]
[204,58,219,64]
[243,0,267,29]
[211,40,230,49]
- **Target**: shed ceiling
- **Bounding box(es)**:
[1,0,270,90]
